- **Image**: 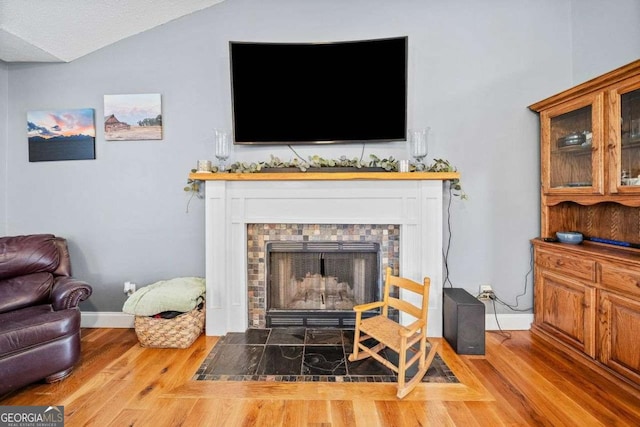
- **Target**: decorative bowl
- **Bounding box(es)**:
[557,132,586,148]
[556,231,583,244]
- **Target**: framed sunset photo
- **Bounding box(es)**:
[27,109,96,162]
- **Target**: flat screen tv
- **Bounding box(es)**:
[229,36,407,145]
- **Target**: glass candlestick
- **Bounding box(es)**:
[214,129,231,171]
[408,128,430,170]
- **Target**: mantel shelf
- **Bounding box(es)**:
[189,171,460,181]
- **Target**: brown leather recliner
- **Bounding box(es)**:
[0,234,92,396]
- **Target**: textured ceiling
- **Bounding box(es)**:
[0,0,224,63]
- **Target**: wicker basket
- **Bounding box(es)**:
[134,306,205,348]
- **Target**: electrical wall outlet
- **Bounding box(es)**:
[124,281,136,296]
[478,284,495,301]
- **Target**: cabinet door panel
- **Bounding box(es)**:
[599,291,640,383]
[537,270,596,357]
[607,75,640,194]
[541,93,604,195]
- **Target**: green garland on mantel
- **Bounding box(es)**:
[230,154,399,172]
[185,155,465,211]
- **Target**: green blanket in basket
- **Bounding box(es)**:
[122,277,205,316]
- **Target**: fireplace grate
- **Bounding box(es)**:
[266,310,376,328]
[266,309,398,328]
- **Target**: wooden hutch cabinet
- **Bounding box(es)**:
[529,59,640,389]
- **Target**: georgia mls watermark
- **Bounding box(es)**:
[0,406,64,427]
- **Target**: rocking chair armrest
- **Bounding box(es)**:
[352,301,385,312]
[399,319,426,337]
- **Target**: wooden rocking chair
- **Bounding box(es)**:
[348,267,439,398]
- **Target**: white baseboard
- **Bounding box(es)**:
[485,313,533,331]
[81,311,134,328]
[81,311,533,332]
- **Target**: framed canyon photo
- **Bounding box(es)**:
[104,93,163,141]
[27,109,96,162]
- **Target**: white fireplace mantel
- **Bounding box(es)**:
[191,171,459,337]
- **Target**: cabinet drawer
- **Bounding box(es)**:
[536,249,596,282]
[600,262,640,299]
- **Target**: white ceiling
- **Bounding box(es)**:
[0,0,225,63]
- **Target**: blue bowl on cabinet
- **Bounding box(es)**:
[556,231,583,244]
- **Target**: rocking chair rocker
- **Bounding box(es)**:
[348,267,439,398]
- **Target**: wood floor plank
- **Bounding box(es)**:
[184,398,248,427]
[280,400,309,427]
[408,401,456,426]
[2,329,640,426]
[306,400,331,425]
[172,379,486,402]
[374,400,405,427]
[258,400,288,426]
[465,358,546,426]
[61,344,153,422]
[351,400,381,427]
[507,332,640,425]
[64,377,131,425]
[106,408,146,427]
[482,333,605,426]
[463,401,510,427]
[443,401,481,427]
[133,397,198,426]
[329,400,355,427]
[113,347,184,410]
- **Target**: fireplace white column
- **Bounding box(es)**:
[200,173,453,337]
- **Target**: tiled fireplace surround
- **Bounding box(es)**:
[247,223,400,327]
[203,177,445,337]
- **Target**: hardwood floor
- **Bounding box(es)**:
[2,328,639,426]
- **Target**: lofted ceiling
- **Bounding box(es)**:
[0,0,225,63]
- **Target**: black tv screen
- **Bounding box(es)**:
[229,37,407,145]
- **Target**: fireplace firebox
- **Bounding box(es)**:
[266,241,380,327]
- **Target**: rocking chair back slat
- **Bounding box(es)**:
[388,297,421,319]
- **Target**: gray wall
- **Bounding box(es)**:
[0,60,7,236]
[2,0,636,314]
[571,0,640,84]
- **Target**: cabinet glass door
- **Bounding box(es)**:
[615,84,640,192]
[542,94,603,194]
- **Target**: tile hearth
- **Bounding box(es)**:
[194,328,457,383]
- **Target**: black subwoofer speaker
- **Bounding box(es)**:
[443,288,485,355]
